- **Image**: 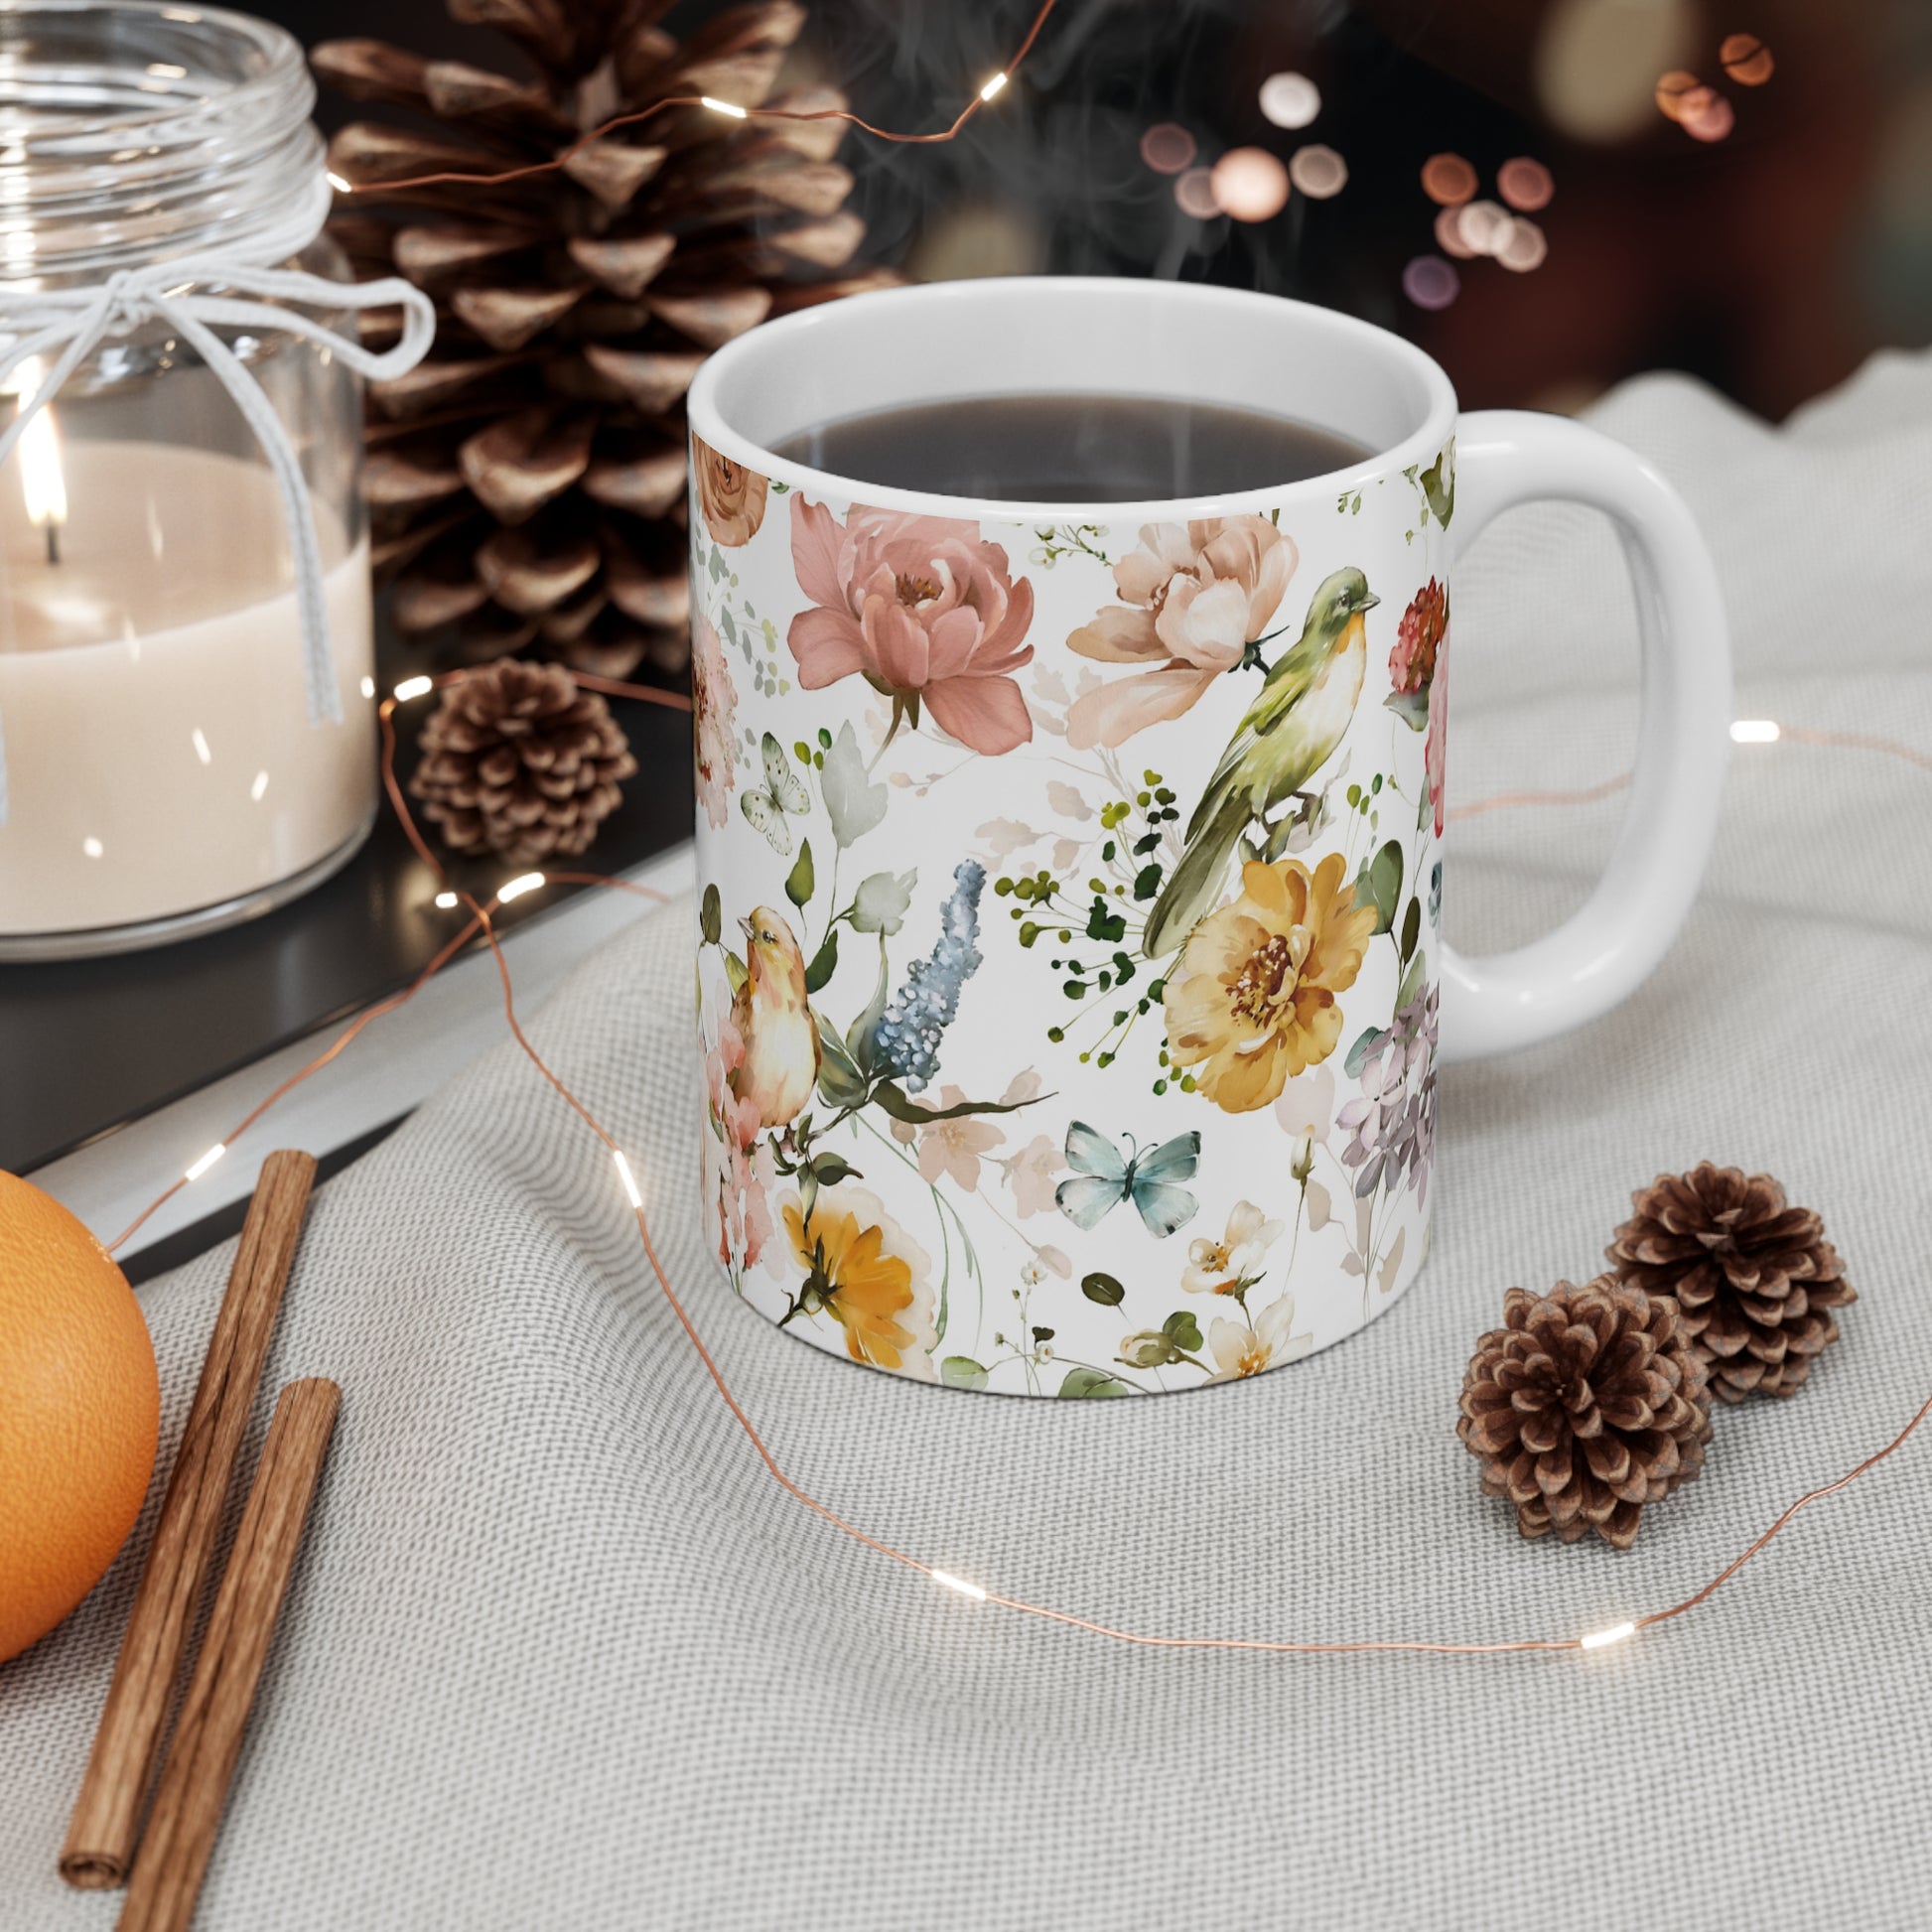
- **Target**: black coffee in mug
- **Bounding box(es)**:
[769,392,1370,501]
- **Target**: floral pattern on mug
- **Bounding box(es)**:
[1065,516,1297,750]
[692,432,1454,1394]
[691,605,739,830]
[1162,853,1377,1113]
[787,498,1036,755]
[694,432,769,547]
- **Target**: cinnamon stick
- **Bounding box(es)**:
[62,1150,318,1889]
[117,1380,342,1932]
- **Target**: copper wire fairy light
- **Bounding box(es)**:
[101,662,1932,1664]
[337,0,1064,197]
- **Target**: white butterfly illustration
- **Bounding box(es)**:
[740,731,810,854]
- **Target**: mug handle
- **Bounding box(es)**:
[1438,409,1732,1063]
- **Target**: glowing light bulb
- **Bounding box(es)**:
[614,1150,644,1209]
[1580,1621,1636,1651]
[701,95,748,118]
[930,1570,988,1601]
[360,675,376,700]
[326,170,352,194]
[434,890,459,909]
[393,675,434,702]
[1730,719,1780,743]
[979,71,1008,101]
[185,1143,227,1182]
[498,871,546,902]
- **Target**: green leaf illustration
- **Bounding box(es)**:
[1081,1271,1127,1308]
[1399,896,1422,965]
[699,882,721,945]
[804,926,839,993]
[871,1081,1045,1125]
[1382,686,1432,733]
[1343,1024,1383,1078]
[820,720,888,848]
[784,838,815,908]
[1363,839,1404,935]
[1395,946,1428,1015]
[1422,448,1455,527]
[850,869,915,935]
[811,1152,860,1187]
[814,1012,869,1109]
[1162,1309,1203,1354]
[845,935,892,1078]
[941,1355,991,1391]
[1058,1366,1132,1399]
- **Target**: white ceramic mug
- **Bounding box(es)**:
[685,278,1729,1396]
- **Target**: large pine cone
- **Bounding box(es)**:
[314,1,893,681]
[1606,1163,1856,1402]
[409,660,637,865]
[1458,1279,1713,1549]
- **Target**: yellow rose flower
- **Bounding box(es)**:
[781,1184,937,1379]
[1162,851,1376,1113]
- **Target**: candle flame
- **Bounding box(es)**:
[11,357,68,548]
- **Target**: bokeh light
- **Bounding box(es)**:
[1140,122,1197,175]
[1497,157,1555,212]
[1682,90,1735,142]
[1288,144,1348,199]
[1173,167,1221,218]
[1654,69,1702,121]
[1721,32,1775,85]
[1454,199,1515,257]
[1536,0,1696,143]
[1496,218,1550,272]
[1259,71,1321,130]
[1402,255,1460,311]
[1434,205,1477,259]
[1421,153,1478,207]
[1209,146,1291,221]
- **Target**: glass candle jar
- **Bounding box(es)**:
[0,1,378,958]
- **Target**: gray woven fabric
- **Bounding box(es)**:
[5,355,1932,1931]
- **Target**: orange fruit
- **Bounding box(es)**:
[0,1172,159,1664]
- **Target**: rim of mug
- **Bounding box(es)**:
[687,276,1460,523]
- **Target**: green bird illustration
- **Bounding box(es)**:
[1142,567,1378,960]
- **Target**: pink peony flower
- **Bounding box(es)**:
[1065,517,1296,751]
[787,497,1035,756]
[691,606,739,831]
[1425,643,1449,837]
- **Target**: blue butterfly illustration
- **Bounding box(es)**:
[1054,1122,1201,1239]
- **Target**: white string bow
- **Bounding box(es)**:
[0,199,436,826]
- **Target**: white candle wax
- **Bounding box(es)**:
[0,440,375,938]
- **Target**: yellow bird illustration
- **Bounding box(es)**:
[729,905,822,1136]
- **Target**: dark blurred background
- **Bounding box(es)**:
[278,0,1932,423]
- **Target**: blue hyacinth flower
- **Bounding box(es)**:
[871,861,986,1094]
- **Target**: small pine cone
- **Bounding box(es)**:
[409,660,637,867]
[1458,1279,1713,1550]
[1606,1164,1857,1403]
